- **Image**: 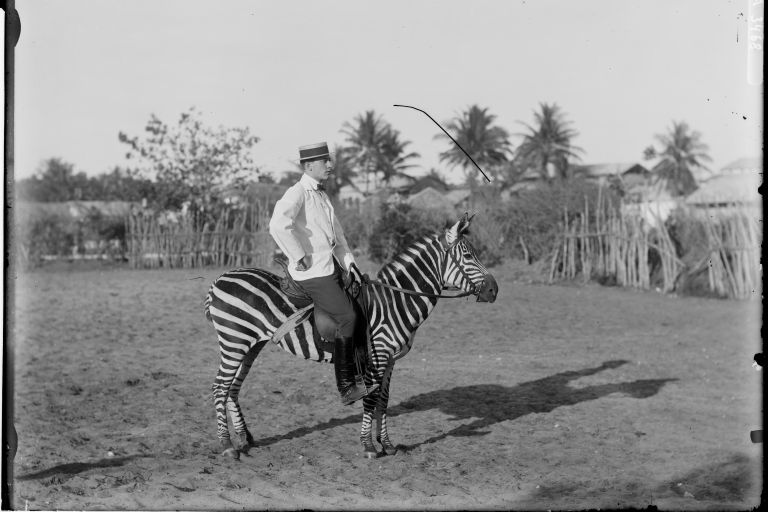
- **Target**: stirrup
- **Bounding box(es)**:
[340,381,379,406]
[355,373,379,398]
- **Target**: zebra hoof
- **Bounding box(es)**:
[381,445,398,456]
[377,437,398,456]
[221,447,240,460]
[236,434,252,454]
[363,450,379,459]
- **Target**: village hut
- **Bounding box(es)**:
[404,187,453,215]
[621,178,680,228]
[685,157,762,218]
[572,162,652,190]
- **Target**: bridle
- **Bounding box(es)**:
[360,235,481,300]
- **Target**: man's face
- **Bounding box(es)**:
[304,158,333,182]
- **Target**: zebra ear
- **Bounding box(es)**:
[457,211,475,235]
[446,212,474,244]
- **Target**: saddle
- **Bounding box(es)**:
[274,256,313,308]
[272,257,372,374]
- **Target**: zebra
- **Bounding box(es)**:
[204,212,498,459]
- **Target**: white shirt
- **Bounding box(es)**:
[269,173,355,281]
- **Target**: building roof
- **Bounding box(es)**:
[410,175,450,194]
[719,157,762,173]
[683,156,762,205]
[403,187,454,215]
[387,174,417,190]
[685,169,762,205]
[572,162,650,178]
[624,178,674,202]
[444,188,471,205]
[402,186,470,214]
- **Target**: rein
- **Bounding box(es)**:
[360,235,478,300]
[361,275,475,299]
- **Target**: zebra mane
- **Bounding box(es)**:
[375,231,445,284]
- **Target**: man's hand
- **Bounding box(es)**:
[342,269,352,290]
[295,255,311,271]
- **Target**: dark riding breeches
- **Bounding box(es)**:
[296,268,356,337]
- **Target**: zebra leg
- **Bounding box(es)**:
[374,361,398,456]
[226,340,268,454]
[212,371,239,459]
[212,337,260,460]
[359,361,391,458]
[360,394,380,458]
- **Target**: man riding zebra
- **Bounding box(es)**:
[269,141,374,406]
[205,141,498,459]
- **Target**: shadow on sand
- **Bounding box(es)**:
[16,455,145,481]
[529,452,760,506]
[16,361,676,479]
[654,453,760,503]
[253,359,677,450]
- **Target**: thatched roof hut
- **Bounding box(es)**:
[404,186,470,216]
[685,157,762,207]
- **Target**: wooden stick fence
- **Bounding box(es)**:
[549,204,678,291]
[549,195,762,299]
[549,198,761,299]
[127,202,276,269]
[699,209,761,299]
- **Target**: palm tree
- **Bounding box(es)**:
[644,121,710,196]
[326,145,358,199]
[379,127,420,185]
[434,105,512,184]
[515,102,583,181]
[341,110,390,193]
[341,110,420,192]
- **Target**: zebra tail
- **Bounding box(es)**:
[203,286,214,323]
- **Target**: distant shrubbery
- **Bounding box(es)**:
[466,179,622,265]
[15,206,128,268]
[19,213,75,263]
[343,179,623,269]
[334,199,381,255]
[18,169,757,300]
[367,202,450,263]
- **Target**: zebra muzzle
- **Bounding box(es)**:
[475,274,498,303]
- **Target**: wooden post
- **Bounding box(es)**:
[3,3,21,506]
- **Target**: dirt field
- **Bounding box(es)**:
[9,259,762,510]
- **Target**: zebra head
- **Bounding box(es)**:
[442,213,498,303]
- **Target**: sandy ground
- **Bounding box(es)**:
[8,259,762,510]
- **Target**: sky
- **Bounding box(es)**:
[6,0,764,184]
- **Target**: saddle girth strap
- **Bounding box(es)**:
[271,305,313,345]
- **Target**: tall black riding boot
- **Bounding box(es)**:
[334,336,376,405]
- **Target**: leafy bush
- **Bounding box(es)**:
[15,207,131,268]
[368,202,450,263]
[463,211,508,268]
[341,179,623,268]
[16,213,75,266]
[334,198,381,253]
